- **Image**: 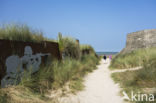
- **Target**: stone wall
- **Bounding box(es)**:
[0,39,61,87]
[121,29,156,54]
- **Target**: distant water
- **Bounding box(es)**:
[96,52,118,56]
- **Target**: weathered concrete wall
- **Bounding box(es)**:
[0,39,61,87]
[121,29,156,54]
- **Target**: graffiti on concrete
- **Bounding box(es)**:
[1,46,50,87]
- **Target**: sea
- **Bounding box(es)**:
[96,52,118,56]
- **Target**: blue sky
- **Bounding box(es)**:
[0,0,156,52]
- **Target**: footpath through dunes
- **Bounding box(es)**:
[57,59,127,103]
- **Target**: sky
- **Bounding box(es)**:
[0,0,156,52]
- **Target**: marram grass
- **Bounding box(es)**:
[0,54,99,103]
[111,47,156,103]
[0,24,54,42]
[110,47,156,69]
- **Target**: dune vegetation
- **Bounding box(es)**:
[0,24,100,103]
[111,47,156,103]
[0,24,55,42]
[110,48,156,69]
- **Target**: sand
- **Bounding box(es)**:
[57,59,128,103]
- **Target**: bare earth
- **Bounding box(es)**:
[57,59,127,103]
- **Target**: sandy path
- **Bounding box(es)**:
[58,59,126,103]
[111,66,142,73]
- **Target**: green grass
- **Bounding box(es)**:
[0,54,99,103]
[24,54,99,92]
[80,45,95,52]
[0,23,55,42]
[0,23,99,103]
[0,86,49,103]
[110,48,156,69]
[111,48,156,88]
[111,48,156,103]
[57,33,81,59]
